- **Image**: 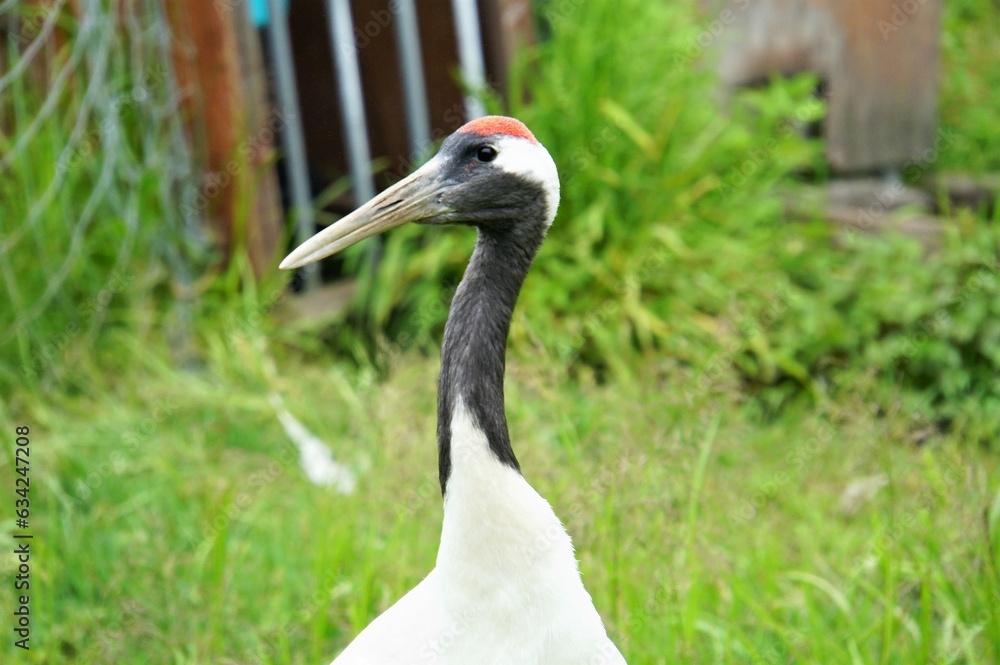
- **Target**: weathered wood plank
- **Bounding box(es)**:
[167,0,283,276]
[708,0,942,173]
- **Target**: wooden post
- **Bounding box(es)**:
[709,0,942,173]
[167,0,283,277]
[479,0,537,101]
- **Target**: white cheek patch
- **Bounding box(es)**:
[492,137,561,227]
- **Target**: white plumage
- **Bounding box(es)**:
[334,401,625,664]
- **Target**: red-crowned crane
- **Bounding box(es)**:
[281,116,627,665]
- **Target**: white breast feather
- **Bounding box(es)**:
[330,400,625,665]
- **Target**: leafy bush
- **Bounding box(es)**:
[771,221,1000,436]
[336,0,999,439]
[346,0,822,360]
[939,0,1000,173]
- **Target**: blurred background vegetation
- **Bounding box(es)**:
[1,0,999,663]
[4,0,999,438]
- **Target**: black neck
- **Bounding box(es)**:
[437,222,546,495]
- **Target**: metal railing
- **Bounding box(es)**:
[262,0,489,290]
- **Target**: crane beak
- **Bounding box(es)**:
[279,158,449,270]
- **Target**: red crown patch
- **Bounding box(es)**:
[457,116,538,144]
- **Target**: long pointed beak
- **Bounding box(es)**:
[280,158,449,270]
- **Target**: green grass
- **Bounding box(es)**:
[1,335,998,664]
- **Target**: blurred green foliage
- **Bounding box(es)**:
[2,0,997,439]
[939,0,1000,173]
[0,0,207,398]
[336,0,1000,440]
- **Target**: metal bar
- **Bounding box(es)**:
[449,0,487,120]
[326,0,376,205]
[267,0,318,289]
[392,0,432,160]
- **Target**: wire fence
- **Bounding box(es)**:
[0,0,201,393]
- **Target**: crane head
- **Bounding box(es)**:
[279,116,559,270]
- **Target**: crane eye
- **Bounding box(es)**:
[476,146,498,162]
